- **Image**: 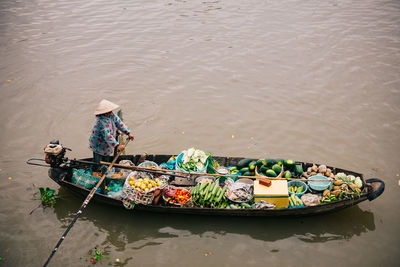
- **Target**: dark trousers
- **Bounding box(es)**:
[92,152,113,193]
[92,152,112,172]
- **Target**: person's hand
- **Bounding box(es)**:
[128,133,134,141]
[117,144,125,151]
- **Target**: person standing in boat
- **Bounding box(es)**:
[89,99,134,168]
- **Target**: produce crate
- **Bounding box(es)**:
[254,180,289,209]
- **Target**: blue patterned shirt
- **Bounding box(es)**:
[89,113,130,156]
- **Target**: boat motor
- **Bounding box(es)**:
[44,140,71,167]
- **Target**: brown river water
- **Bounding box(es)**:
[0,0,399,266]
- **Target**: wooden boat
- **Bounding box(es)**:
[30,153,385,217]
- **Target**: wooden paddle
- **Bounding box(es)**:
[100,161,334,182]
[43,139,131,267]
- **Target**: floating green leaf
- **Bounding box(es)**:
[39,187,60,207]
[89,247,109,263]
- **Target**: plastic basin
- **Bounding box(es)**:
[307,175,331,191]
[175,153,208,173]
[287,180,308,197]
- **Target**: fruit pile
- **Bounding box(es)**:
[128,177,164,192]
[232,158,303,178]
[289,185,305,194]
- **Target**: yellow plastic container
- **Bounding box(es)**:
[254,180,289,209]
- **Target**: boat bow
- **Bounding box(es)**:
[365,178,385,201]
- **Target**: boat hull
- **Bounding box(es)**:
[46,154,383,217]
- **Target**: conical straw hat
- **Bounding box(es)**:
[94,99,120,115]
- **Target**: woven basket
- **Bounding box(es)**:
[255,165,284,178]
[122,172,167,208]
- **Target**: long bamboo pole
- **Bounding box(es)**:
[100,161,333,182]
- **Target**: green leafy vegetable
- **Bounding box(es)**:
[179,148,210,172]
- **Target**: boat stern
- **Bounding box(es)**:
[48,167,69,184]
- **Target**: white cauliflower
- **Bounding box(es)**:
[354,177,363,188]
[335,172,347,180]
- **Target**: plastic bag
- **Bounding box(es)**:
[118,160,135,176]
[105,180,124,199]
[251,200,276,209]
[301,193,320,206]
[72,168,100,189]
[225,181,253,203]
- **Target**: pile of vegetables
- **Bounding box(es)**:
[191,180,228,208]
[310,171,365,204]
[233,158,303,178]
[320,189,339,203]
[289,185,305,194]
[178,147,210,172]
[190,179,257,209]
[335,172,363,188]
[164,187,191,205]
[180,157,366,209]
[301,164,334,179]
[324,173,363,202]
[114,149,370,210]
[288,193,304,208]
